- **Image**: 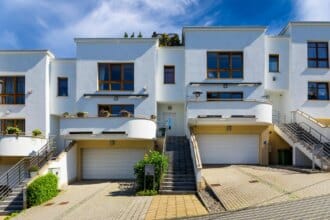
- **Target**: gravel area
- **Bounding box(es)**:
[198,186,225,214]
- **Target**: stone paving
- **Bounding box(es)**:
[145,195,208,220]
[202,165,330,211]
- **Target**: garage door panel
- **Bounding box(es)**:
[197,135,259,164]
[82,148,145,179]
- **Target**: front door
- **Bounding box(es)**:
[162,112,176,135]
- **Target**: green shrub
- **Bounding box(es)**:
[136,189,158,196]
[134,150,168,191]
[28,165,39,172]
[32,129,42,137]
[27,173,58,207]
[6,127,20,135]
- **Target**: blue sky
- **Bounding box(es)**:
[0,0,330,57]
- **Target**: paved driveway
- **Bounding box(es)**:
[14,181,152,220]
[202,165,330,211]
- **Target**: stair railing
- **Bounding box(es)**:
[189,128,202,170]
[294,110,328,128]
[0,136,55,201]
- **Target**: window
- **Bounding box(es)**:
[57,77,68,96]
[0,76,25,104]
[207,52,243,79]
[269,55,279,72]
[98,63,134,91]
[308,82,329,100]
[0,119,25,133]
[308,42,329,68]
[98,104,134,117]
[207,92,243,101]
[164,66,175,84]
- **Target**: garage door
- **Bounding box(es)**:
[197,135,259,164]
[82,148,145,179]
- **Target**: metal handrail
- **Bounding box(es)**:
[189,129,202,169]
[298,122,330,143]
[294,110,328,128]
[0,136,55,201]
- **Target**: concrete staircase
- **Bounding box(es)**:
[275,123,330,170]
[160,136,196,194]
[0,183,25,215]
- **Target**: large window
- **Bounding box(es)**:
[164,66,175,84]
[0,119,25,133]
[0,76,25,104]
[57,77,68,96]
[308,82,329,100]
[207,52,243,79]
[207,92,243,101]
[98,104,134,117]
[308,42,329,68]
[98,63,134,91]
[269,54,279,72]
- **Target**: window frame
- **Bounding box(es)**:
[98,104,135,117]
[269,54,279,72]
[206,91,244,101]
[0,119,25,133]
[308,82,329,101]
[0,76,25,105]
[57,77,69,97]
[207,52,244,79]
[164,65,175,84]
[98,63,134,91]
[307,42,329,68]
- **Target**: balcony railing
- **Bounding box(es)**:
[187,99,272,125]
[60,116,157,140]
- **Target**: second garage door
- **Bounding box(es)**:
[82,148,145,179]
[197,134,259,164]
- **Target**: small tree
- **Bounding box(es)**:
[137,32,143,38]
[159,33,169,46]
[130,32,135,38]
[169,34,180,46]
[124,32,128,38]
[151,31,158,38]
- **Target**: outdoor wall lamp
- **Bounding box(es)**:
[193,90,202,98]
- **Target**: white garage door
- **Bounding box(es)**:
[82,148,145,179]
[197,135,259,164]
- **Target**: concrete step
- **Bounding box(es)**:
[0,204,23,209]
[0,200,23,206]
[159,190,196,195]
[160,185,196,191]
[161,182,195,187]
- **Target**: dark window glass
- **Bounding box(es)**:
[308,42,329,68]
[0,119,25,133]
[58,77,68,96]
[0,76,25,104]
[308,82,329,100]
[98,63,134,91]
[207,92,243,101]
[207,52,243,79]
[164,66,175,84]
[269,55,279,72]
[99,105,134,117]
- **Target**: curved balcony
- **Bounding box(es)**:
[0,136,47,156]
[187,100,272,125]
[60,116,157,140]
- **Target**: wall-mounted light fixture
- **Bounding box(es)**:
[192,90,202,99]
[27,90,33,94]
[109,140,116,145]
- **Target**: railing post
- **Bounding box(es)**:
[312,145,315,170]
[18,165,21,182]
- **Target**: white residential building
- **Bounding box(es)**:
[0,22,329,186]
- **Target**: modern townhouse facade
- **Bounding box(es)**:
[0,21,329,188]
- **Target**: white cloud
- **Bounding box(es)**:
[295,0,330,21]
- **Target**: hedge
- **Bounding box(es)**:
[27,173,58,207]
[134,150,168,191]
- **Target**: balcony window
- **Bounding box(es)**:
[308,82,329,100]
[207,52,243,79]
[164,66,175,84]
[0,119,25,134]
[269,55,279,72]
[98,63,134,91]
[57,77,68,96]
[308,42,329,68]
[0,76,25,104]
[98,104,134,117]
[207,92,243,101]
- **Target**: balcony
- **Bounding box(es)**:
[60,116,157,140]
[0,136,47,156]
[187,100,272,125]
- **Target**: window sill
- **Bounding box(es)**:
[307,99,330,102]
[269,71,280,73]
[307,67,330,70]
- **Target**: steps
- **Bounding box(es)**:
[160,136,196,194]
[0,184,25,215]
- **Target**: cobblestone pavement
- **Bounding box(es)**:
[14,181,151,220]
[145,195,208,220]
[202,165,330,211]
[184,194,330,220]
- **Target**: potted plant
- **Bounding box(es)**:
[120,110,131,117]
[62,112,70,118]
[6,127,21,135]
[32,129,42,137]
[77,112,88,118]
[28,166,39,178]
[99,109,110,117]
[150,115,157,120]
